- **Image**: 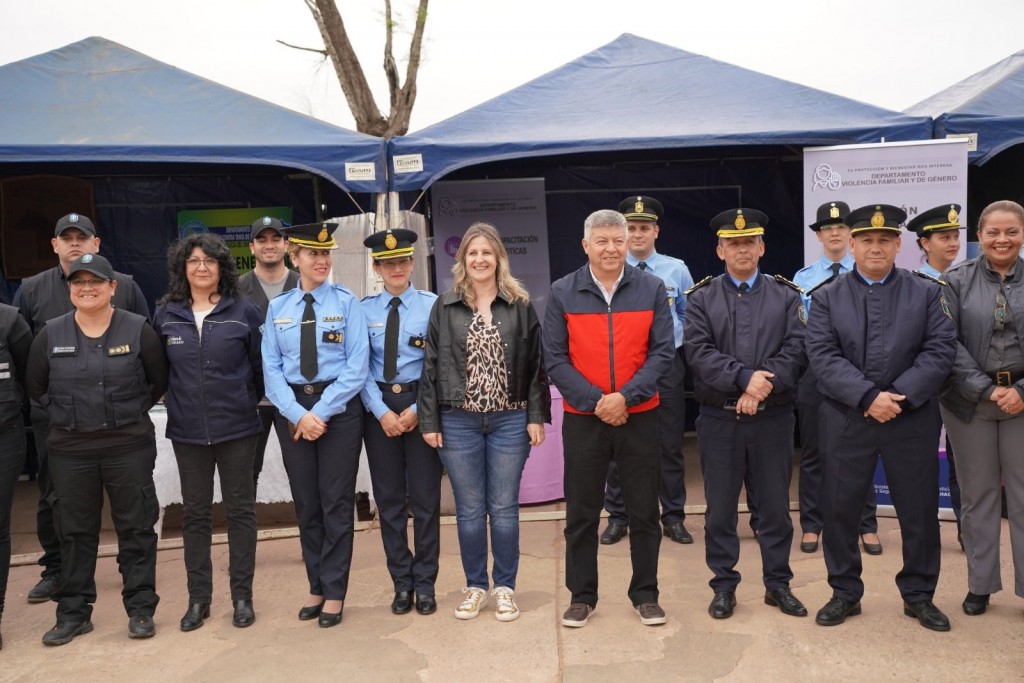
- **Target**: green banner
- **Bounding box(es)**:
[176,207,293,274]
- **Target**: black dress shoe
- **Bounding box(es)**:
[815,597,861,626]
[298,602,324,621]
[903,600,951,631]
[600,523,628,545]
[391,591,413,614]
[42,620,93,646]
[319,609,343,628]
[128,615,156,639]
[663,521,694,544]
[28,576,60,604]
[765,587,808,617]
[708,591,736,619]
[179,603,211,632]
[861,534,883,555]
[962,592,989,616]
[415,594,437,615]
[799,533,819,553]
[233,600,255,628]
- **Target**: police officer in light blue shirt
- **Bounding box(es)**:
[794,201,881,556]
[262,220,369,628]
[601,195,696,547]
[359,228,442,617]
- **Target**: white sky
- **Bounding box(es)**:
[1,0,1022,133]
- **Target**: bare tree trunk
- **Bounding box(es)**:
[302,0,429,138]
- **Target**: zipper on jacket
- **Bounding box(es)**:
[195,315,213,445]
[606,303,616,391]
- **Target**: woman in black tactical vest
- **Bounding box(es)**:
[25,254,167,647]
[0,302,31,650]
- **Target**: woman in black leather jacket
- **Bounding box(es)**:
[419,222,550,623]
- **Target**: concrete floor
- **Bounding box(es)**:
[3,441,1023,681]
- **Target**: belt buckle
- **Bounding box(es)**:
[997,371,1012,387]
[303,384,315,395]
[391,383,402,394]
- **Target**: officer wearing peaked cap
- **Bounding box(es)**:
[238,216,300,494]
[358,229,442,616]
[262,219,370,626]
[793,201,881,556]
[684,208,809,620]
[806,202,958,631]
[600,196,696,547]
[13,212,150,605]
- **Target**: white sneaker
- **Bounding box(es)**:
[454,587,488,620]
[492,586,520,622]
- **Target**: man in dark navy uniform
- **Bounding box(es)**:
[684,208,808,620]
[806,204,957,631]
[14,212,150,604]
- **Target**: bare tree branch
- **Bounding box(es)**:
[275,39,327,56]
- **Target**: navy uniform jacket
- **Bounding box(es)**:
[359,285,437,419]
[805,268,956,413]
[684,272,806,410]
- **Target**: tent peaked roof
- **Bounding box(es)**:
[906,49,1024,164]
[0,36,385,191]
[389,33,932,191]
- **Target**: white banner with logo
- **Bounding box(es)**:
[429,178,551,318]
[802,139,969,519]
[803,139,969,271]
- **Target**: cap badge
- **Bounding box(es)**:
[734,213,746,230]
[948,206,959,224]
[317,227,328,243]
[829,204,840,219]
[871,210,885,228]
[81,254,93,263]
[69,213,79,223]
[385,232,398,250]
[635,199,644,214]
[263,217,272,226]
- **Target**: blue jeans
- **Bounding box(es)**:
[438,407,530,590]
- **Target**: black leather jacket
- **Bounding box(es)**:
[418,290,551,433]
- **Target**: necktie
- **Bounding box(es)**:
[739,282,750,293]
[638,261,648,271]
[300,292,317,380]
[830,262,842,278]
[384,296,401,382]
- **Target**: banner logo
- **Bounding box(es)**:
[813,163,842,191]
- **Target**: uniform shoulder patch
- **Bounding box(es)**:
[773,274,805,293]
[913,270,948,286]
[683,276,712,296]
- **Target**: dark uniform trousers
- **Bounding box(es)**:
[362,384,442,596]
[29,405,61,579]
[277,391,362,600]
[50,444,160,621]
[605,350,686,526]
[699,406,795,592]
[564,410,660,608]
[819,398,942,603]
[797,366,878,535]
[0,417,26,610]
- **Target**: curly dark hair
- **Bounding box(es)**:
[159,232,240,305]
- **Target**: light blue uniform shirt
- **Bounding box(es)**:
[359,285,437,420]
[793,253,855,313]
[627,250,693,348]
[263,278,369,425]
[727,270,760,290]
[917,262,944,279]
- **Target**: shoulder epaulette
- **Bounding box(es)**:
[913,270,948,286]
[773,274,805,294]
[805,272,840,296]
[683,276,712,296]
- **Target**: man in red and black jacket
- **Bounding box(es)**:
[543,209,675,629]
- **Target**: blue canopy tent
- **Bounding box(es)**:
[0,36,386,304]
[388,34,933,282]
[906,49,1024,226]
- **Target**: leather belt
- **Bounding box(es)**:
[377,381,418,394]
[289,380,335,396]
[989,370,1023,387]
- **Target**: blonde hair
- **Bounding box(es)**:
[451,223,529,307]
